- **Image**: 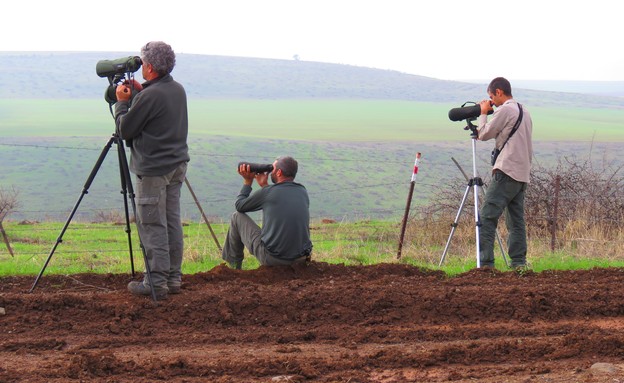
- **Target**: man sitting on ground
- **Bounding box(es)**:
[221,156,313,268]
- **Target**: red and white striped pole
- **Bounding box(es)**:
[397,153,421,259]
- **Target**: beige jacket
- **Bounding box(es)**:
[477,99,533,183]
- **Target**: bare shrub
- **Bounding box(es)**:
[0,187,19,220]
[92,209,129,224]
[0,187,19,256]
[527,154,624,238]
[401,151,624,262]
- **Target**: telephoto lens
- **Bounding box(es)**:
[238,162,274,173]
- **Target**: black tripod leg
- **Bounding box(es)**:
[116,138,135,276]
[116,138,158,302]
[30,136,116,292]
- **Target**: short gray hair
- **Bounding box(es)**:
[141,41,176,76]
[275,156,298,179]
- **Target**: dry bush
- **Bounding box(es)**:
[92,209,129,224]
[527,154,624,238]
[401,152,624,262]
[400,210,484,264]
[0,187,19,220]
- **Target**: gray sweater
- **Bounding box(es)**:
[235,182,312,259]
[115,74,190,176]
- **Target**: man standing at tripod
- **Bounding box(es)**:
[115,41,190,300]
[477,77,533,269]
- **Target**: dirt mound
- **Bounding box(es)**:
[2,263,624,382]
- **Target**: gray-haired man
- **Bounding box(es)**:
[115,41,189,299]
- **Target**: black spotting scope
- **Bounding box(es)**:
[238,162,274,173]
[448,102,493,122]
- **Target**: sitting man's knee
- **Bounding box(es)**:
[231,211,244,222]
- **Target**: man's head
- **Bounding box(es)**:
[487,77,513,107]
[140,41,176,81]
[270,156,298,184]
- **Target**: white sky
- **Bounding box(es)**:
[2,0,622,81]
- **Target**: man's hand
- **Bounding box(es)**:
[115,79,143,102]
[115,84,132,102]
[124,79,143,92]
[480,99,494,115]
[255,172,269,187]
[238,164,270,187]
[238,164,256,186]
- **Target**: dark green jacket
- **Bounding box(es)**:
[236,182,312,259]
[115,74,190,176]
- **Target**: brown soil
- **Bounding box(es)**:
[1,263,624,382]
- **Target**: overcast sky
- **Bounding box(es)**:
[2,0,622,81]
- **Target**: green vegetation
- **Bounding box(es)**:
[2,54,622,278]
[0,99,113,136]
[1,219,623,278]
[1,99,624,223]
[188,100,624,142]
[2,99,623,141]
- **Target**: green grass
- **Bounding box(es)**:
[2,99,624,142]
[3,99,623,223]
[0,221,225,276]
[0,99,114,136]
[1,99,624,275]
[2,220,623,278]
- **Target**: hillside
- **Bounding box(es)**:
[1,52,623,223]
[1,51,622,108]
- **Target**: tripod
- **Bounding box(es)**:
[30,132,158,301]
[438,120,509,268]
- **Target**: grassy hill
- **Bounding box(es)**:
[1,52,623,223]
[1,52,622,108]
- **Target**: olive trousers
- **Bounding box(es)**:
[479,170,528,268]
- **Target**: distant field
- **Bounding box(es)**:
[1,99,623,142]
[1,99,623,222]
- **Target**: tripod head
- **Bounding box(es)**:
[104,72,139,106]
[96,56,142,106]
[463,118,479,138]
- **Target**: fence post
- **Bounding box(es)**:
[397,153,421,259]
[0,222,14,257]
[0,209,13,256]
[550,175,560,252]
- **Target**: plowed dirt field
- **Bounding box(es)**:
[2,263,624,382]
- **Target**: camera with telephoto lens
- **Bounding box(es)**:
[238,162,274,173]
[95,56,142,104]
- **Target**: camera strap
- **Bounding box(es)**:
[497,103,523,154]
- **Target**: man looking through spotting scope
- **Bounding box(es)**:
[477,77,533,269]
[114,41,190,300]
[222,156,313,269]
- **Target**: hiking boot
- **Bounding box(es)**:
[512,264,531,275]
[127,281,168,300]
[168,285,181,294]
[229,260,242,270]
